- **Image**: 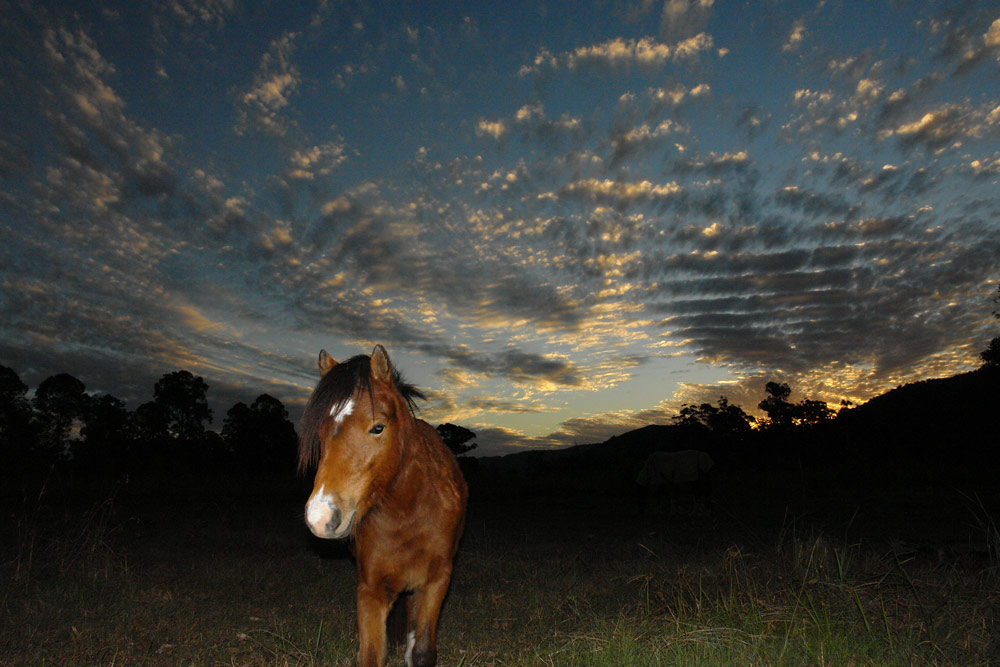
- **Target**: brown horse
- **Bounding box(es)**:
[298,345,467,667]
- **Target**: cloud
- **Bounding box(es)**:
[646,82,711,115]
[167,0,236,26]
[476,119,507,140]
[987,17,1000,49]
[783,17,807,52]
[0,263,279,419]
[286,141,349,180]
[458,425,559,456]
[672,150,749,176]
[609,120,681,166]
[441,348,582,388]
[570,37,672,69]
[465,397,556,413]
[520,33,715,76]
[555,178,683,206]
[970,153,1000,176]
[774,185,855,218]
[648,206,1000,383]
[799,153,930,201]
[783,87,863,137]
[893,103,1000,151]
[241,184,588,357]
[235,32,301,136]
[735,106,769,140]
[4,1,999,458]
[476,103,584,147]
[933,10,1000,73]
[0,19,305,421]
[40,27,180,204]
[660,0,714,43]
[778,52,952,143]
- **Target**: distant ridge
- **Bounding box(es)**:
[835,363,998,459]
[477,364,999,471]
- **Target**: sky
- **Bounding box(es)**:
[1,0,999,457]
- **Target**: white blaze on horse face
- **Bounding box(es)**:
[305,399,359,539]
[329,397,355,432]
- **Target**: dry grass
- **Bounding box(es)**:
[2,471,1000,665]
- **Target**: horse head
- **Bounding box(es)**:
[301,344,413,540]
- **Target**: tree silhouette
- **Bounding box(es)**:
[222,394,298,473]
[79,394,131,470]
[673,396,754,438]
[131,400,170,446]
[33,373,87,459]
[436,423,478,456]
[0,365,35,464]
[796,398,834,426]
[758,381,833,430]
[0,365,28,406]
[982,338,1000,367]
[221,402,251,460]
[758,381,794,429]
[981,285,1000,367]
[153,371,213,441]
[713,397,756,435]
[673,403,712,432]
[82,394,129,443]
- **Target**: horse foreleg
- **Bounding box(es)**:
[405,573,452,667]
[356,583,391,667]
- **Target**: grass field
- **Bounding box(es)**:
[3,465,999,665]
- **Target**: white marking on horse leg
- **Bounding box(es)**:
[405,630,415,667]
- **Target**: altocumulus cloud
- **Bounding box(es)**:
[1,1,999,456]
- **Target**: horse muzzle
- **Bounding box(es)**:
[305,486,355,539]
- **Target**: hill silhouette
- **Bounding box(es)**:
[835,364,997,462]
[471,364,999,500]
[2,361,996,506]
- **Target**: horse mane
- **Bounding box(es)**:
[297,354,426,473]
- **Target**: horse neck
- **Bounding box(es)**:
[356,419,466,549]
[380,419,450,514]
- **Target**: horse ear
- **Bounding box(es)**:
[318,350,337,376]
[370,344,393,382]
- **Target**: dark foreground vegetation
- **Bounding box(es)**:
[2,364,999,664]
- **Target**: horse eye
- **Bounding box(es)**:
[369,423,385,435]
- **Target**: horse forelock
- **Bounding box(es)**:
[297,355,371,473]
[296,353,426,473]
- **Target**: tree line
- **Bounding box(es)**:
[669,381,841,438]
[0,364,481,483]
[2,301,995,483]
[0,366,298,477]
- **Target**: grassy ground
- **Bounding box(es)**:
[2,468,1000,665]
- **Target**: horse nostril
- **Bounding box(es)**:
[326,505,341,536]
[306,489,344,537]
